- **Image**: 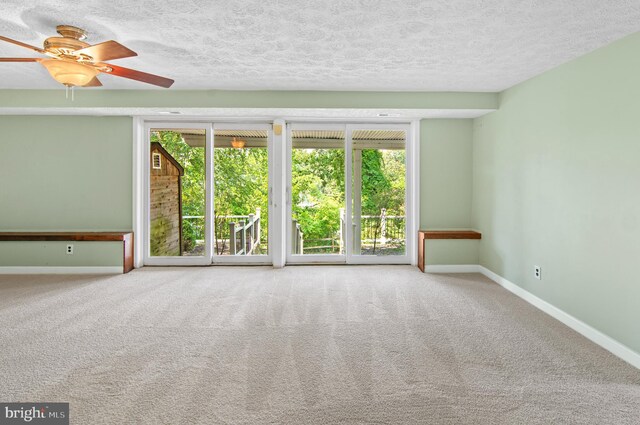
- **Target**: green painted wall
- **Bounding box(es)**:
[421,119,473,228]
[420,119,478,265]
[424,240,478,265]
[0,116,132,267]
[473,32,640,353]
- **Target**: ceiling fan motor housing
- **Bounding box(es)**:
[56,25,87,40]
[44,26,91,60]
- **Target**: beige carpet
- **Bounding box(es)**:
[0,266,638,424]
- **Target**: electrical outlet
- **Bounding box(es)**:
[534,265,541,280]
[66,244,74,255]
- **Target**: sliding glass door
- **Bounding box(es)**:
[144,121,412,266]
[145,123,212,265]
[287,124,346,263]
[212,123,272,264]
[347,125,409,264]
[144,122,272,265]
[287,123,412,264]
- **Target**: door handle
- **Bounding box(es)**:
[268,187,273,206]
[286,187,291,206]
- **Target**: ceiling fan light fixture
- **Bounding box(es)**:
[41,58,98,87]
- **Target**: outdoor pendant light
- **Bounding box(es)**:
[231,137,246,148]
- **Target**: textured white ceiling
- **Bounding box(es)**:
[1,0,639,91]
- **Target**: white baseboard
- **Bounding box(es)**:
[476,266,640,370]
[423,263,640,369]
[425,264,481,273]
[0,266,122,275]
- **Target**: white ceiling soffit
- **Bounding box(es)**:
[0,1,639,91]
[0,107,494,119]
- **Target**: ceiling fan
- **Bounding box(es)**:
[0,25,174,88]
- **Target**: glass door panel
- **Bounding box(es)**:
[213,128,270,259]
[350,128,407,259]
[147,126,210,263]
[288,127,346,261]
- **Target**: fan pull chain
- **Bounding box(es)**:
[63,85,76,101]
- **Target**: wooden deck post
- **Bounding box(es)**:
[339,208,345,254]
[380,208,387,245]
[299,230,304,254]
[255,207,261,246]
[248,214,255,254]
[240,221,246,255]
[291,219,296,254]
[229,222,237,255]
[352,223,357,253]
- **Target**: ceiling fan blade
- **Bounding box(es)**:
[99,63,174,88]
[0,57,40,62]
[74,40,137,62]
[83,76,103,87]
[0,35,45,54]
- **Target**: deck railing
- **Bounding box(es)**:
[300,209,405,254]
[229,208,261,255]
[183,207,404,255]
[360,211,405,243]
[182,207,263,255]
[291,219,304,254]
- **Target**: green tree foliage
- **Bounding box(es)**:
[361,150,389,214]
[357,149,406,253]
[291,148,345,241]
[213,148,268,216]
[361,149,405,215]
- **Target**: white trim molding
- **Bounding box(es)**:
[0,267,123,275]
[408,120,420,266]
[424,264,480,273]
[424,263,640,369]
[132,117,145,268]
[272,119,287,268]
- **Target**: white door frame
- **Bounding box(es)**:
[143,122,213,266]
[134,118,419,268]
[285,122,417,265]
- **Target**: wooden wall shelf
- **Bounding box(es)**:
[0,232,134,274]
[418,230,481,272]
